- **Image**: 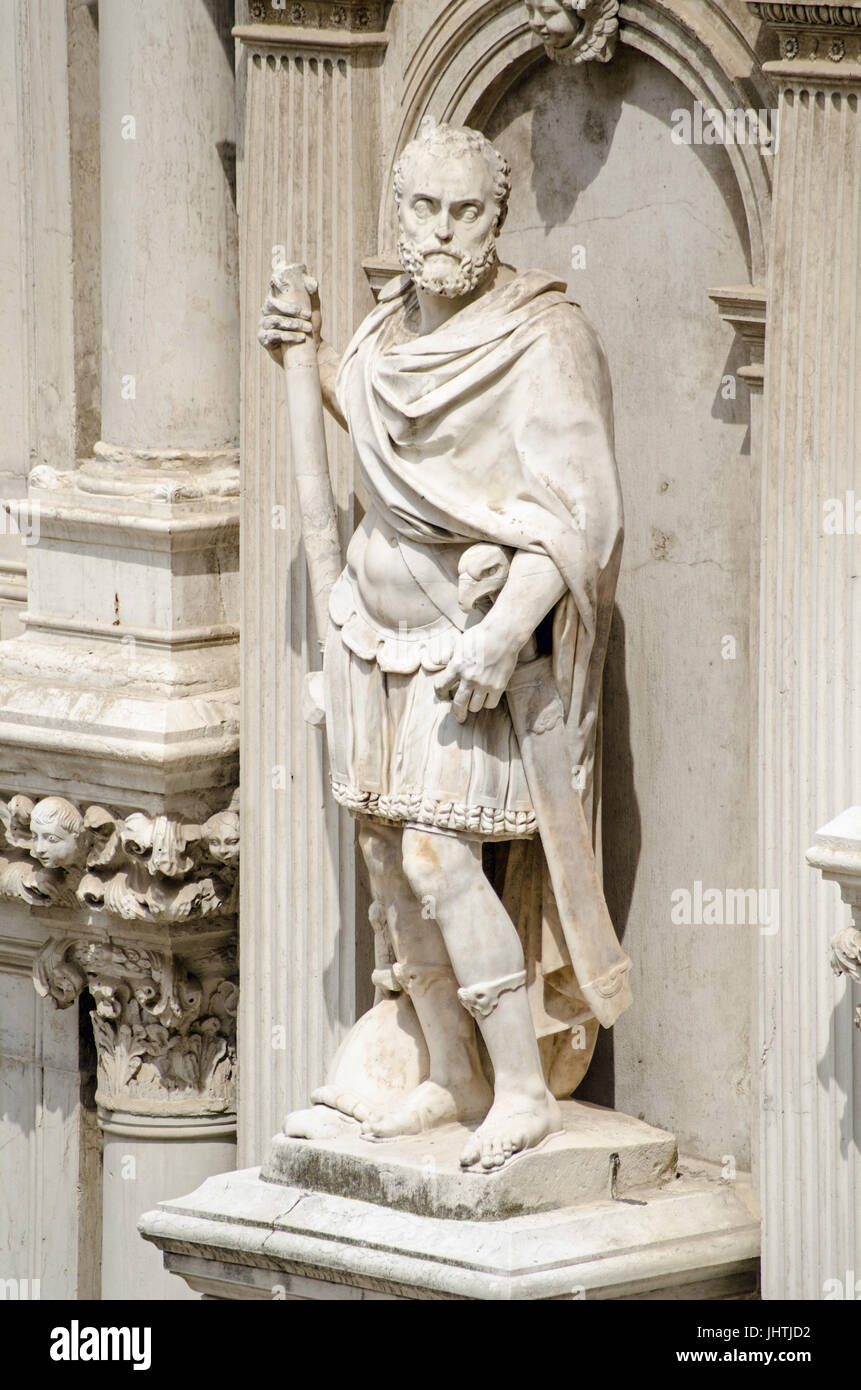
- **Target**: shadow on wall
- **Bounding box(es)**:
[819,997,861,1159]
[525,43,750,273]
[528,52,627,231]
[577,603,640,1110]
[201,0,237,71]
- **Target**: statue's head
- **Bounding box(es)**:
[524,0,584,51]
[393,118,511,300]
[30,797,87,870]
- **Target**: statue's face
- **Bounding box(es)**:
[31,819,81,869]
[524,0,580,49]
[397,148,500,299]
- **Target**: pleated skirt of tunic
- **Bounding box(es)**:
[324,616,537,842]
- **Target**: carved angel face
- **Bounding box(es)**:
[524,0,582,49]
[202,811,240,868]
[397,147,500,299]
[29,802,86,870]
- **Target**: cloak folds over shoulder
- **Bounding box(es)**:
[336,270,632,1077]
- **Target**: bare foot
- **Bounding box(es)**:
[360,1075,492,1141]
[459,1090,562,1170]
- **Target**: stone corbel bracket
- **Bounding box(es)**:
[807,806,861,1025]
[525,0,619,66]
[708,285,767,393]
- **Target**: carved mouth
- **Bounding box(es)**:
[545,24,582,48]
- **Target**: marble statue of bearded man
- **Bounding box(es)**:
[258,118,631,1171]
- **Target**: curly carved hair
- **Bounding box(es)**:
[393,118,511,236]
[30,796,85,835]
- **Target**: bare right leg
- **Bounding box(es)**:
[356,821,491,1137]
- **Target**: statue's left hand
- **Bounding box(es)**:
[433,624,522,724]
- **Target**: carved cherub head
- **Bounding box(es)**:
[201,807,240,878]
[524,0,585,50]
[393,118,511,300]
[29,797,88,871]
[524,0,619,65]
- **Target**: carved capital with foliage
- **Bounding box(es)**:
[34,931,238,1117]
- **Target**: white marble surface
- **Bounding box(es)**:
[139,1157,759,1301]
[264,1100,677,1219]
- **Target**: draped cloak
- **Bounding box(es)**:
[335,269,632,1090]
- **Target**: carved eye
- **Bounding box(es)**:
[412,198,432,218]
[459,206,480,223]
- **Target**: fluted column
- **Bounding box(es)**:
[100,0,238,457]
[0,0,243,1299]
[234,1,389,1163]
[746,0,861,1301]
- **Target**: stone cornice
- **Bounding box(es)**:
[234,22,388,51]
[746,0,861,74]
[245,0,388,29]
[747,2,861,28]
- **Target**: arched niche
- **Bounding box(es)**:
[372,0,775,1163]
[379,0,774,279]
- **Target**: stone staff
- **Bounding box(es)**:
[269,262,343,650]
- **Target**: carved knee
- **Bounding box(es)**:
[400,829,461,906]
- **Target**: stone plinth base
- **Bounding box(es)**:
[261,1101,677,1221]
[139,1161,760,1300]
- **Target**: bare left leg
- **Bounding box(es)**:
[401,828,561,1169]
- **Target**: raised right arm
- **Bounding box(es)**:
[257,264,347,430]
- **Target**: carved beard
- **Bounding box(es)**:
[396,231,498,299]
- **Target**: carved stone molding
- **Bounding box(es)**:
[746,0,861,70]
[708,285,768,392]
[748,1,861,27]
[0,791,239,923]
[34,932,238,1116]
[524,0,619,65]
[246,0,387,26]
[30,442,240,503]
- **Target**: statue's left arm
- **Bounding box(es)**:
[434,300,620,724]
[434,553,565,722]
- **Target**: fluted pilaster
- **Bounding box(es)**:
[748,0,861,1300]
[235,5,388,1163]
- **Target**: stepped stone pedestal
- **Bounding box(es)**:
[139,1103,759,1300]
[261,1101,677,1220]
